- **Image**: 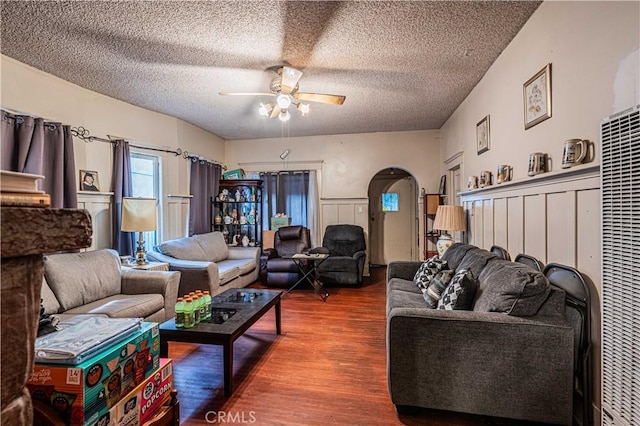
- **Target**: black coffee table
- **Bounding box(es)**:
[159,288,282,397]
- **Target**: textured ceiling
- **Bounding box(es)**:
[1,1,541,140]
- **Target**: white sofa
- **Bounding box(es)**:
[147,231,260,297]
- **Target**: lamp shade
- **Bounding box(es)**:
[121,198,157,232]
[433,205,466,232]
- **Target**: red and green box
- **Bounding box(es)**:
[90,358,173,426]
[27,322,160,425]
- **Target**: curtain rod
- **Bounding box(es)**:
[70,126,226,169]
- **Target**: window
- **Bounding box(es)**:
[261,171,310,229]
[130,152,161,252]
[382,192,399,212]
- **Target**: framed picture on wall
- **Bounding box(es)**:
[79,170,100,192]
[476,115,490,155]
[438,175,446,196]
[523,63,552,129]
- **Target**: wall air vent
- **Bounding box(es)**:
[601,105,640,426]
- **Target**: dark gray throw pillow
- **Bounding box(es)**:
[437,269,477,310]
[423,269,455,308]
[474,260,551,316]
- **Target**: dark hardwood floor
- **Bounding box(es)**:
[165,267,534,426]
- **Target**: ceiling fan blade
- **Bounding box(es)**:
[293,92,346,105]
[279,66,303,94]
[219,92,275,97]
[270,105,282,119]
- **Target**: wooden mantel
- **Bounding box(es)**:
[0,207,92,425]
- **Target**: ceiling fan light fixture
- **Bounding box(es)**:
[258,102,273,116]
[276,93,291,109]
[297,103,310,115]
[279,109,291,122]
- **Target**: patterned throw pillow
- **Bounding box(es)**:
[413,256,449,291]
[423,269,455,308]
[438,269,478,310]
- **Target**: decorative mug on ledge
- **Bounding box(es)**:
[496,165,513,184]
[468,176,478,190]
[479,171,492,188]
[562,139,589,169]
[528,152,548,176]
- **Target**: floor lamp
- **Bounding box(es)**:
[121,197,157,265]
[433,205,466,256]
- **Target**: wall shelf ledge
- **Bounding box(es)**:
[459,164,599,197]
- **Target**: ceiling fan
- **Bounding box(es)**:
[219,66,346,121]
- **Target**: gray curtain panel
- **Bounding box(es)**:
[261,171,310,230]
[189,160,221,236]
[112,140,134,255]
[40,124,78,208]
[1,113,44,174]
[1,111,77,208]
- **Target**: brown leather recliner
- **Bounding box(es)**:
[261,226,312,287]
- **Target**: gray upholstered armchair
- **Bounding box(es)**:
[312,224,366,286]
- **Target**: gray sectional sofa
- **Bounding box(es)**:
[147,231,260,297]
[42,249,180,323]
[386,243,574,425]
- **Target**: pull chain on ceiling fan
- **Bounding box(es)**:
[219,66,345,121]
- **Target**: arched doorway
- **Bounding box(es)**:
[368,168,419,266]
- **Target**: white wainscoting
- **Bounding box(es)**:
[164,194,192,240]
[460,164,602,424]
[77,191,114,251]
[320,198,370,276]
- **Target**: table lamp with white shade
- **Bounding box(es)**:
[433,205,466,256]
[121,197,157,265]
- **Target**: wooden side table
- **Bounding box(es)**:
[124,261,170,271]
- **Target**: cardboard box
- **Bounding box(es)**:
[27,322,160,425]
[222,168,244,180]
[270,216,290,230]
[89,359,173,426]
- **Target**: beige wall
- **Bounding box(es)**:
[226,130,441,199]
[441,1,639,180]
[441,2,640,424]
[225,130,441,261]
[1,55,225,244]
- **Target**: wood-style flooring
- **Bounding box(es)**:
[165,267,535,426]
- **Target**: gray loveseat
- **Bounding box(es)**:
[387,243,574,425]
[147,231,260,297]
[42,249,180,323]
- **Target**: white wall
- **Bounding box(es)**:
[1,55,226,245]
[441,2,640,423]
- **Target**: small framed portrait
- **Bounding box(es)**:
[80,170,100,192]
[476,115,490,155]
[523,63,552,129]
[438,175,447,196]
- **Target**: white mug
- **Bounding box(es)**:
[468,176,478,190]
[479,171,492,188]
[528,152,548,176]
[496,165,513,184]
[562,139,588,169]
